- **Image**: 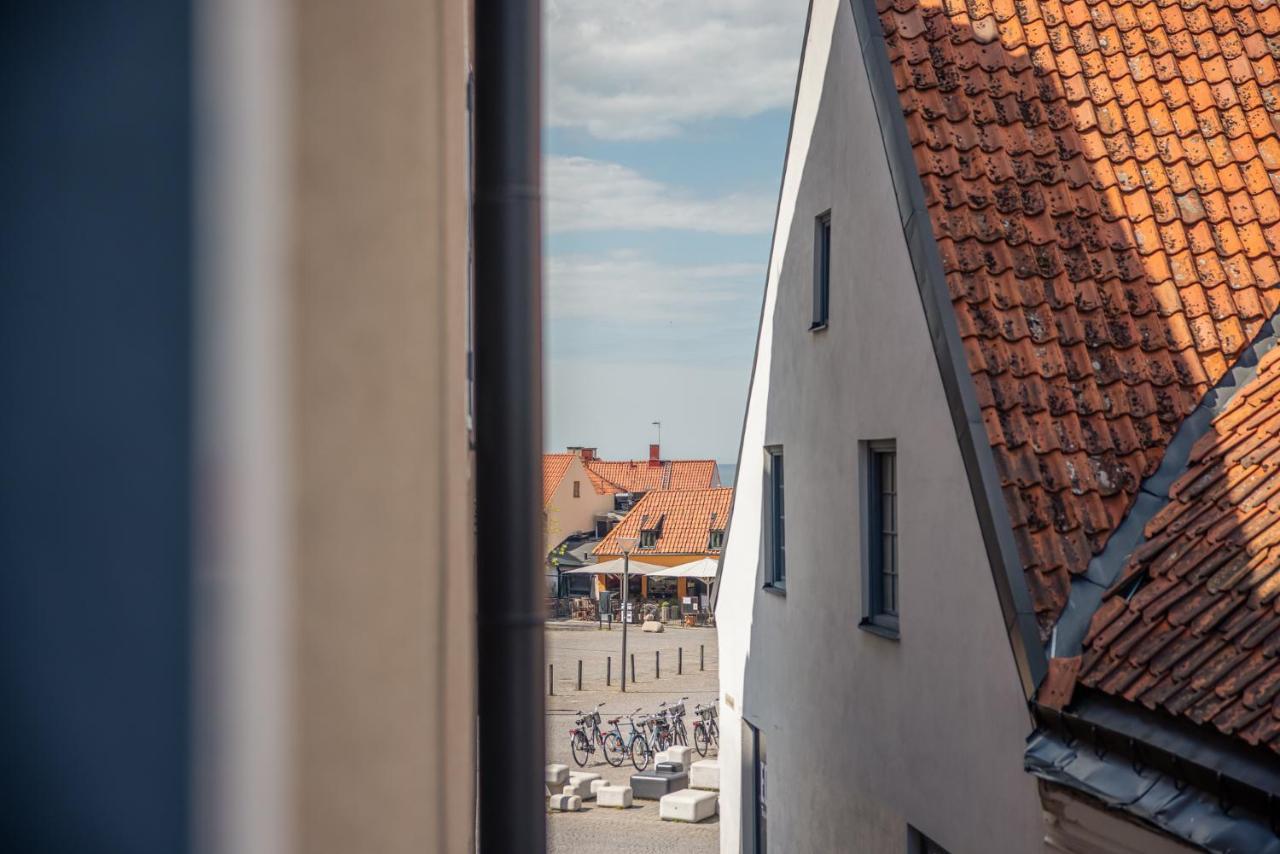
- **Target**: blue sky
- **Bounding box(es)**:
[543,1,807,464]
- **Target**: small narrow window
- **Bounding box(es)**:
[862,440,898,635]
[640,529,657,549]
[811,211,831,329]
[766,448,785,588]
[708,529,725,550]
[573,480,580,498]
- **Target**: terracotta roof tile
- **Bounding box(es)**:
[592,488,733,558]
[876,0,1280,637]
[542,454,575,508]
[582,458,719,494]
[1082,352,1280,756]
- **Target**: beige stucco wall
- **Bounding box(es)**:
[290,1,475,852]
[196,1,475,852]
[545,455,614,546]
[718,1,1046,851]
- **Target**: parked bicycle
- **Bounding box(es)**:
[692,701,719,756]
[569,703,622,767]
[630,710,670,771]
[659,697,689,747]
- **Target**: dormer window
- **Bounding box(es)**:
[708,529,725,550]
[640,530,657,549]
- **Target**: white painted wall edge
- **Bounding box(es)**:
[716,2,840,850]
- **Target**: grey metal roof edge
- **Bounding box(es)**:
[1053,313,1280,657]
[1031,689,1280,823]
[1027,716,1280,852]
[849,0,1046,695]
[711,0,817,613]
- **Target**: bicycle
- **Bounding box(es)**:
[599,712,630,768]
[659,698,689,747]
[630,711,669,771]
[692,702,719,756]
[569,703,622,767]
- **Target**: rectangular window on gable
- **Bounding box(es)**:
[573,480,580,498]
[861,440,898,636]
[766,447,785,589]
[812,210,831,330]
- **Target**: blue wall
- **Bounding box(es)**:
[1,4,193,851]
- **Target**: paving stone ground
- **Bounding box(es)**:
[544,620,720,854]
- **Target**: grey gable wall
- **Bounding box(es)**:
[734,1,1045,851]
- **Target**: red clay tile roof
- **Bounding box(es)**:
[584,459,720,494]
[1079,346,1280,754]
[876,0,1280,635]
[543,454,575,508]
[593,488,733,557]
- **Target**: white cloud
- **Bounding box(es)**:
[547,251,760,323]
[546,155,774,235]
[546,0,805,140]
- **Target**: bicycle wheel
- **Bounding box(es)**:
[630,737,651,772]
[602,732,625,767]
[693,724,709,756]
[570,731,590,767]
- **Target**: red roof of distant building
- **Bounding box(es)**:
[543,454,575,508]
[584,458,720,494]
[594,488,733,557]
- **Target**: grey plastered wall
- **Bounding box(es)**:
[736,2,1045,852]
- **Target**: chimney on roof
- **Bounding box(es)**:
[648,443,660,468]
[581,447,596,461]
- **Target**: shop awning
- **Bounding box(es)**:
[559,557,665,575]
[645,557,719,578]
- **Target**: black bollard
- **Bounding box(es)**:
[678,647,683,675]
[577,659,583,691]
[607,656,612,687]
[549,664,554,695]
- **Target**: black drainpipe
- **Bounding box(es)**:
[473,1,545,852]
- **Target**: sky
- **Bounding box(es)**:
[542,0,807,464]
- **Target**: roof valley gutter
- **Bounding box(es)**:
[473,1,545,851]
[848,0,1046,696]
[1052,312,1280,658]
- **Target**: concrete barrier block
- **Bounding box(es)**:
[657,745,692,770]
[659,789,717,823]
[642,620,663,633]
[546,764,570,787]
[596,785,633,808]
[590,779,610,797]
[549,793,582,812]
[566,771,600,799]
[690,758,719,790]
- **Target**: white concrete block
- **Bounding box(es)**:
[596,785,634,808]
[566,771,600,798]
[589,779,610,797]
[642,620,664,633]
[656,745,693,770]
[549,793,582,812]
[545,763,570,787]
[659,788,717,823]
[690,758,719,790]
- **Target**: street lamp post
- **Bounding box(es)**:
[618,535,639,692]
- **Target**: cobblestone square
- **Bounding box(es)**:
[545,621,719,853]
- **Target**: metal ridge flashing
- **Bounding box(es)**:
[849,0,1046,695]
[1029,690,1280,851]
[1052,312,1280,659]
